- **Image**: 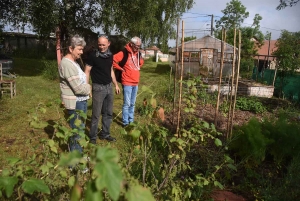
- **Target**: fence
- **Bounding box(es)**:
[252,67,300,101]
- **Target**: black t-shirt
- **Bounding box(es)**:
[86,51,113,85]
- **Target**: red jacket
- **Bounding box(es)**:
[113,43,144,86]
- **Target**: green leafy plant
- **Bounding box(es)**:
[41,60,59,80]
[235,96,267,113]
[119,79,237,200]
[0,104,156,200]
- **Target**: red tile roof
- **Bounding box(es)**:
[255,40,277,60]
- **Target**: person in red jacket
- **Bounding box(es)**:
[113,36,144,126]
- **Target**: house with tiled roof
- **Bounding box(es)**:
[254,40,277,70]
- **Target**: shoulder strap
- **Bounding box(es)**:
[119,49,128,68]
[118,49,142,68]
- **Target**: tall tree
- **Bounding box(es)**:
[273,30,300,72]
[99,0,194,53]
[272,30,300,97]
[1,0,194,52]
[215,0,249,29]
[277,0,299,10]
[215,0,264,72]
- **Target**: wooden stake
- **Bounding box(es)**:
[214,28,226,126]
[227,28,236,139]
[176,20,184,137]
[230,29,241,138]
[173,18,180,124]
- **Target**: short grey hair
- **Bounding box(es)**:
[130,36,141,45]
[69,34,86,49]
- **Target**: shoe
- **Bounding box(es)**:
[100,136,116,142]
[90,140,96,144]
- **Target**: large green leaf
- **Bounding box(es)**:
[94,162,123,201]
[129,129,141,140]
[6,157,21,166]
[214,138,222,146]
[70,181,81,201]
[21,178,50,194]
[0,176,18,197]
[95,147,119,163]
[85,181,103,201]
[125,185,155,201]
[58,151,82,167]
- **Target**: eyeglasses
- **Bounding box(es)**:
[131,43,141,49]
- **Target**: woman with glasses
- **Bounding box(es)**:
[113,36,144,127]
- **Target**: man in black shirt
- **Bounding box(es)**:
[85,35,120,143]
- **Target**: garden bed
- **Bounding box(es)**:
[238,80,274,98]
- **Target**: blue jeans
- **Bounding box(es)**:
[68,100,87,154]
[89,83,114,143]
[122,85,138,126]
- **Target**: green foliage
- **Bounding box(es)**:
[229,118,273,166]
[0,103,155,200]
[181,36,197,43]
[182,76,203,114]
[277,0,299,10]
[1,0,195,49]
[215,0,264,71]
[41,60,59,80]
[230,114,300,167]
[273,30,300,73]
[13,47,56,60]
[235,96,267,113]
[119,79,236,200]
[215,0,249,29]
[265,153,300,200]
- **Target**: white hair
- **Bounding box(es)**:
[69,34,86,48]
[130,36,141,45]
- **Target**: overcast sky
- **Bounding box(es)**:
[169,0,300,47]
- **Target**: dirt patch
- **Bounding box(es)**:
[211,190,246,201]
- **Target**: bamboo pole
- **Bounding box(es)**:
[173,18,180,124]
[176,20,184,136]
[230,29,241,138]
[227,28,236,139]
[214,28,226,126]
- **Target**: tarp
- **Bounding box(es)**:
[252,67,300,101]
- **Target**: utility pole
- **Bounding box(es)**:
[210,14,214,36]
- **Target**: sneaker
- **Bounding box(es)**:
[100,136,116,142]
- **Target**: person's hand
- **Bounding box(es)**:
[115,85,120,94]
[89,92,92,97]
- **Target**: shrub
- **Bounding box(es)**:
[229,118,273,166]
[235,96,267,113]
[41,60,59,80]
